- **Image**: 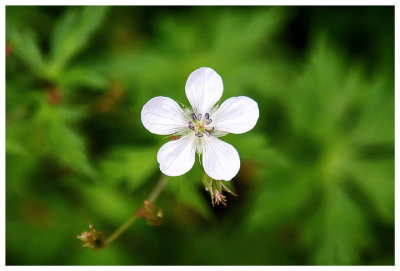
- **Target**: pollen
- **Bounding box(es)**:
[188,112,214,137]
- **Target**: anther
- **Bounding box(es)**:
[197,113,202,120]
[188,121,195,130]
[205,113,209,120]
[191,113,198,121]
[204,129,211,137]
[206,118,212,125]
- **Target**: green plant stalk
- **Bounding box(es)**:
[105,174,168,245]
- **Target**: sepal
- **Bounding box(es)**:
[136,200,163,226]
[202,172,237,207]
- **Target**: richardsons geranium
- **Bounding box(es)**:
[141,67,259,182]
[77,68,259,248]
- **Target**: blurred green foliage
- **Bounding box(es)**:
[6,6,394,265]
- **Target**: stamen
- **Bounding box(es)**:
[204,129,211,137]
[197,113,202,120]
[191,113,198,121]
[209,127,215,132]
[195,132,203,138]
[188,121,195,130]
[206,118,212,125]
[205,113,209,120]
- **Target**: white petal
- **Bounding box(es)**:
[202,136,240,181]
[141,96,189,135]
[185,67,223,114]
[157,134,197,176]
[211,96,259,134]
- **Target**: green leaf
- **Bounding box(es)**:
[60,64,110,90]
[48,6,108,76]
[99,147,158,191]
[225,132,270,162]
[6,25,45,76]
[32,103,94,177]
[6,126,28,156]
[245,170,314,231]
[349,79,394,144]
[82,184,139,224]
[166,169,212,220]
[286,37,367,137]
[301,185,371,265]
[6,154,38,195]
[213,7,288,59]
[345,159,394,224]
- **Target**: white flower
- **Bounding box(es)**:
[141,67,259,181]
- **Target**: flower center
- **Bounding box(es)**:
[188,112,214,137]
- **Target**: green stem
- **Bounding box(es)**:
[105,174,168,245]
[147,174,168,204]
[105,213,139,246]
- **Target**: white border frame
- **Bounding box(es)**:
[2,2,398,270]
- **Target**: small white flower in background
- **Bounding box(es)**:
[141,67,259,181]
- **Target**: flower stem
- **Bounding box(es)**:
[147,173,168,204]
[105,214,139,246]
[105,174,168,246]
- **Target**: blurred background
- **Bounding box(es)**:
[6,6,394,265]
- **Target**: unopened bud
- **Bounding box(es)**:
[76,224,105,251]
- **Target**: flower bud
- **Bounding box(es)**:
[202,172,237,207]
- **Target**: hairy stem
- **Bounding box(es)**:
[105,174,168,245]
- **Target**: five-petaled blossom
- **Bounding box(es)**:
[141,67,259,181]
